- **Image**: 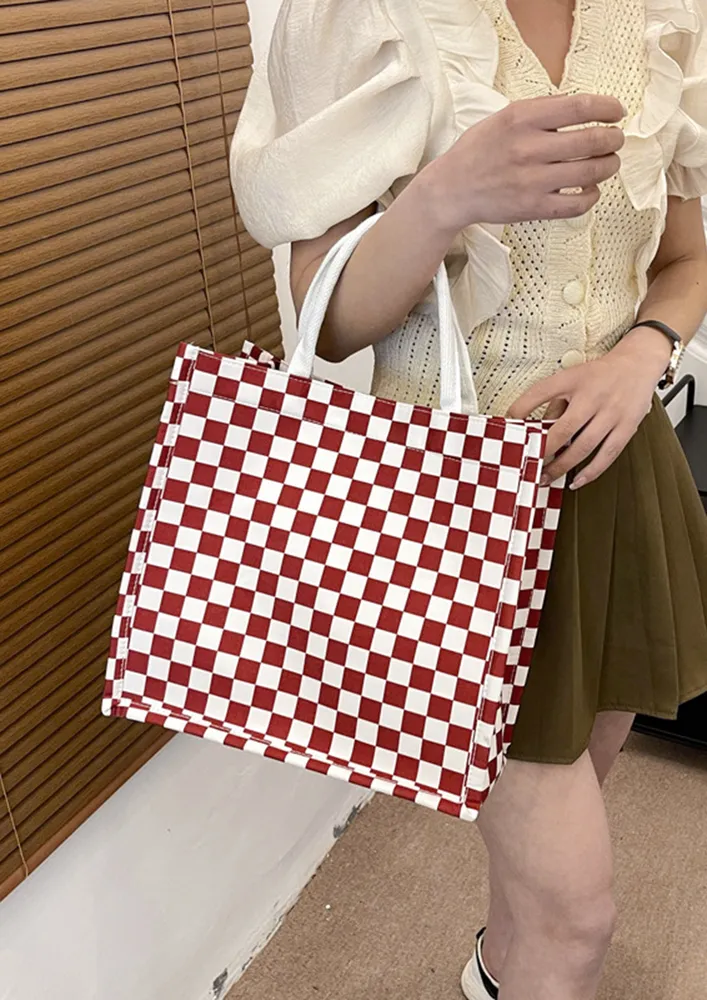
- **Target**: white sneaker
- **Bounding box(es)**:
[461,928,500,1000]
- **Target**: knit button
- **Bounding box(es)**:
[562,280,586,306]
[561,349,586,369]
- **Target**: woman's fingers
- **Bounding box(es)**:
[569,426,633,489]
[542,414,616,483]
[507,370,575,419]
[546,153,622,193]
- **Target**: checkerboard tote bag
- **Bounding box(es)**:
[103,214,564,822]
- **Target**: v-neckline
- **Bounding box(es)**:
[501,1,582,93]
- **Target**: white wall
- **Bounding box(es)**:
[0,4,369,1000]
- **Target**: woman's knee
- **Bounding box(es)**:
[522,878,618,958]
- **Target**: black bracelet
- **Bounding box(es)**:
[627,319,682,346]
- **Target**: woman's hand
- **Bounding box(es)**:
[422,93,626,233]
[508,328,673,489]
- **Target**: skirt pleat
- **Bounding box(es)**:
[508,398,707,764]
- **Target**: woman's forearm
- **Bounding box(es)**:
[291,162,460,363]
[638,254,707,345]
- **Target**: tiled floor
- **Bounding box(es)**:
[227,735,707,1000]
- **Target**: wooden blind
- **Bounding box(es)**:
[0,0,282,900]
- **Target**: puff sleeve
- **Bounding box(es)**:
[665,0,707,199]
[230,0,439,248]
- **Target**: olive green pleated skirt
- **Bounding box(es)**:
[508,398,707,764]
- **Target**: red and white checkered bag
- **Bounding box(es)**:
[104,216,564,821]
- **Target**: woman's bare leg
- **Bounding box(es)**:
[477,751,616,999]
[478,711,635,991]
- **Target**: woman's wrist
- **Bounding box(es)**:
[612,325,674,381]
[411,157,472,242]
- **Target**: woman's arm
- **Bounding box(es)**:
[290,94,625,363]
[510,196,707,488]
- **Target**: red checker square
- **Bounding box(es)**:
[348,480,372,505]
[160,591,184,617]
[194,647,216,671]
[253,686,277,712]
[485,419,506,439]
[292,510,316,536]
[320,426,344,452]
[144,677,167,701]
[306,469,332,494]
[447,723,473,751]
[267,714,293,741]
[266,526,289,552]
[426,428,445,453]
[225,702,250,727]
[203,418,229,446]
[498,602,516,630]
[377,607,402,633]
[279,485,302,509]
[153,523,178,547]
[376,533,400,560]
[363,580,388,604]
[374,464,398,489]
[392,635,417,662]
[333,712,357,739]
[405,589,430,617]
[367,652,390,678]
[437,649,462,674]
[307,538,331,563]
[281,554,304,580]
[232,587,255,612]
[198,532,224,558]
[303,657,325,680]
[469,508,492,535]
[168,662,192,687]
[187,575,212,601]
[334,454,357,478]
[350,623,374,649]
[419,546,443,572]
[192,463,217,488]
[480,698,498,725]
[292,442,316,467]
[390,490,414,516]
[441,455,462,480]
[476,583,502,612]
[501,440,525,467]
[493,489,516,518]
[185,689,208,715]
[252,500,276,525]
[209,674,234,700]
[361,438,385,463]
[289,627,308,652]
[321,566,346,592]
[326,639,349,665]
[163,479,189,504]
[279,669,303,696]
[420,619,445,645]
[432,574,457,600]
[310,727,334,755]
[410,665,435,692]
[420,740,445,767]
[403,518,426,543]
[263,642,286,668]
[346,411,371,435]
[377,726,400,753]
[330,385,354,409]
[465,631,490,659]
[351,741,375,768]
[448,602,473,629]
[171,549,196,575]
[320,495,344,521]
[248,430,275,456]
[276,414,300,440]
[371,397,395,420]
[219,630,243,656]
[303,399,328,423]
[361,507,386,532]
[391,562,415,588]
[211,488,236,513]
[241,543,264,569]
[249,615,270,640]
[229,402,255,430]
[349,551,373,577]
[417,474,439,498]
[319,683,341,710]
[235,658,260,684]
[311,610,333,636]
[225,516,249,541]
[392,785,417,803]
[507,553,524,581]
[257,570,279,596]
[333,522,359,548]
[150,635,175,660]
[238,474,261,499]
[401,449,424,472]
[341,667,365,695]
[513,506,531,532]
[430,499,454,525]
[455,677,481,706]
[383,680,407,708]
[186,392,211,417]
[455,481,477,508]
[401,711,426,737]
[296,581,318,608]
[175,436,200,461]
[428,695,453,722]
[460,555,483,582]
[218,443,245,472]
[176,619,200,644]
[388,422,409,445]
[479,465,500,489]
[394,755,420,782]
[439,769,464,797]
[484,536,507,565]
[525,549,539,571]
[264,457,289,483]
[133,608,157,633]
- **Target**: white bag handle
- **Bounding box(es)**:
[288,214,479,415]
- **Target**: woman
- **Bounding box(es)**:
[231,1,707,997]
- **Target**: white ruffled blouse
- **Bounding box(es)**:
[231,0,707,415]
